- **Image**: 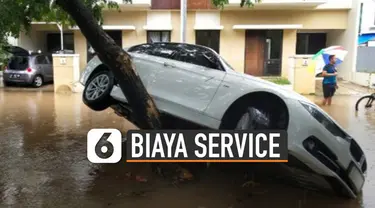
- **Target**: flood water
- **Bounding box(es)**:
[0,88,374,208]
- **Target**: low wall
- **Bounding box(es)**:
[351,72,375,89]
[52,54,83,93]
[288,55,316,94]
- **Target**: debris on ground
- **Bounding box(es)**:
[177,167,194,181]
[125,172,148,183]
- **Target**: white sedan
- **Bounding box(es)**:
[80,42,366,198]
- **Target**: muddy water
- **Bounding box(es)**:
[0,89,374,208]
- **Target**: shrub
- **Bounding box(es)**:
[266,77,291,85]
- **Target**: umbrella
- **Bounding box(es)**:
[307,46,348,77]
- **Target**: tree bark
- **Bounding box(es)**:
[55,0,162,130]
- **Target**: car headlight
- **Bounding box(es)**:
[299,101,350,142]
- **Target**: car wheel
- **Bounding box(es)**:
[83,70,114,111]
[32,75,44,88]
[234,106,273,130]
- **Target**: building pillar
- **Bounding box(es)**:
[281,29,297,78]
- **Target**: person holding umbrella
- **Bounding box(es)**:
[321,55,338,106]
[308,46,348,106]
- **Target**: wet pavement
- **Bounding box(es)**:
[0,88,374,208]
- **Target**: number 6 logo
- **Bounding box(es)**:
[87,129,122,163]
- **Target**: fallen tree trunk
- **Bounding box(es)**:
[55,0,162,130]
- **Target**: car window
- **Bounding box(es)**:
[35,55,48,64]
[174,45,220,70]
[8,56,29,70]
[129,43,221,70]
[129,43,177,60]
[46,55,53,64]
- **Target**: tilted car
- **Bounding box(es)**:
[80,42,366,198]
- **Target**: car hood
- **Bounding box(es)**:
[226,70,312,103]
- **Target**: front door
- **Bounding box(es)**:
[152,45,225,118]
[244,30,266,76]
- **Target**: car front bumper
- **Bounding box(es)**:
[285,98,367,198]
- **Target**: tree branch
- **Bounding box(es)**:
[55,0,162,129]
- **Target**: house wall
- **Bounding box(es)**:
[23,8,352,81]
[219,10,348,75]
[18,28,50,53]
[351,72,375,88]
[102,11,147,47]
[359,0,375,34]
[74,31,87,73]
[326,1,360,81]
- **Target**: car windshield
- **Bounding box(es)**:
[8,56,29,70]
[219,56,235,71]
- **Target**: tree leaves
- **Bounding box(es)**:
[0,0,132,41]
[212,0,260,9]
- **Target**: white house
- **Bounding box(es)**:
[358,0,375,46]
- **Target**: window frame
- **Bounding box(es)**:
[146,31,171,43]
[296,33,327,55]
[195,30,220,54]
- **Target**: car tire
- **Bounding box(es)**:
[83,70,114,111]
[230,101,286,130]
[234,106,273,130]
[32,75,44,88]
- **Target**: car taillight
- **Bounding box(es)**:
[26,68,32,73]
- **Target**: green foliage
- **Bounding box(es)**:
[212,0,261,9]
[0,37,10,70]
[0,0,130,40]
[266,77,291,85]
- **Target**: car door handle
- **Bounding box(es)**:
[163,62,175,68]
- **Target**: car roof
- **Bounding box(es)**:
[129,42,218,54]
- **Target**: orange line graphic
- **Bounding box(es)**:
[126,160,288,163]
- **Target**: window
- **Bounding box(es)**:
[35,56,48,64]
[296,33,327,55]
[47,33,74,53]
[87,30,122,62]
[195,30,220,53]
[147,31,171,43]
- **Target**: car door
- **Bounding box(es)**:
[34,55,49,79]
[151,44,226,118]
[111,44,168,102]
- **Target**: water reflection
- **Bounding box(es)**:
[0,90,373,207]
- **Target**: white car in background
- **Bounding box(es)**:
[80,42,366,199]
